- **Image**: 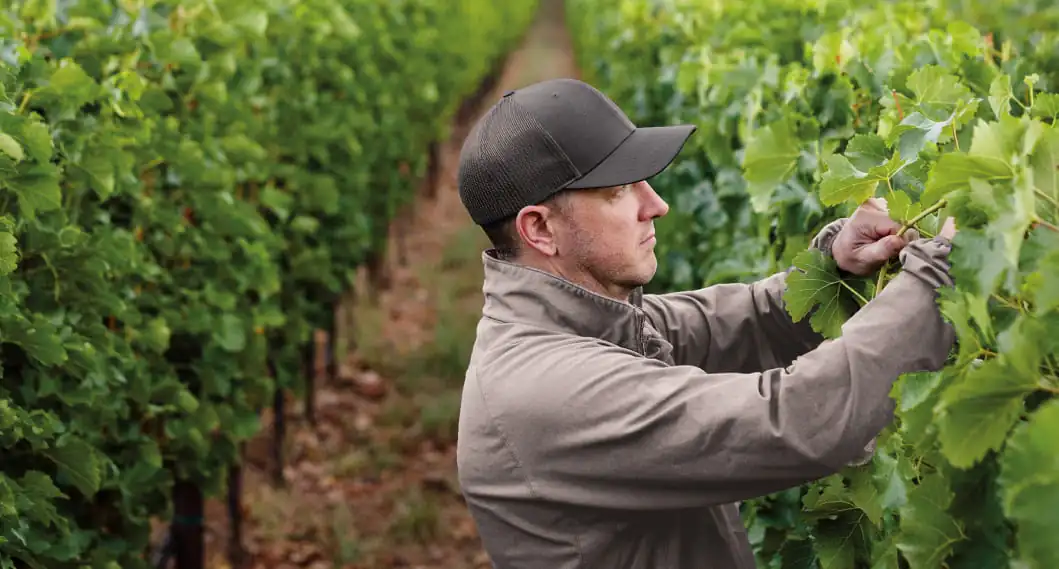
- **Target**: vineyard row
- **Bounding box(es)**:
[566,0,1059,568]
[0,1,538,568]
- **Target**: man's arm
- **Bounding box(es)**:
[641,218,848,373]
[476,237,955,510]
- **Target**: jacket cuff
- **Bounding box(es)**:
[809,218,848,258]
[898,236,954,289]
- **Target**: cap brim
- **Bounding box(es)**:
[566,124,697,189]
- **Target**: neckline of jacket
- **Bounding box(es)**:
[479,249,647,354]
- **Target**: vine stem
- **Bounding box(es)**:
[839,279,870,306]
[1035,189,1059,209]
[877,197,948,297]
[1032,215,1059,232]
[18,91,33,114]
[991,293,1021,311]
[41,253,60,302]
[898,199,949,237]
[875,262,889,299]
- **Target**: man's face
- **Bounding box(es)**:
[551,180,669,297]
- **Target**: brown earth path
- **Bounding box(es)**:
[198,2,580,568]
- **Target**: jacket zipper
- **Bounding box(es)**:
[635,309,646,355]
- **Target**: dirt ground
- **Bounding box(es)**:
[194,2,581,568]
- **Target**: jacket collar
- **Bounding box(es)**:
[479,249,647,354]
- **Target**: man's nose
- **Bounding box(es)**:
[638,181,669,219]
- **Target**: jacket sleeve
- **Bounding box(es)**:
[486,237,955,510]
[641,218,848,374]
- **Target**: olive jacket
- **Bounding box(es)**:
[455,218,956,569]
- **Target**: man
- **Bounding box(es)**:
[454,78,956,569]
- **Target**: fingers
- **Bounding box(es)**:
[870,234,908,259]
[864,209,901,237]
[939,217,957,240]
[841,234,908,275]
[861,197,888,213]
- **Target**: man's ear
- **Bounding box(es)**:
[514,205,560,257]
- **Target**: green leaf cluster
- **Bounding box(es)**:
[0,0,537,567]
[568,0,1059,567]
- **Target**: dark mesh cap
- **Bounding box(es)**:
[457,78,697,227]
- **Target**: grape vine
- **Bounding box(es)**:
[566,0,1059,567]
[0,1,537,568]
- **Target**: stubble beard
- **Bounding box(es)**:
[569,235,655,298]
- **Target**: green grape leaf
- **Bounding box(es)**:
[45,60,100,108]
[0,133,24,162]
[20,120,53,164]
[78,148,117,199]
[17,471,66,529]
[905,65,976,121]
[7,318,68,367]
[819,151,903,207]
[844,134,888,171]
[936,359,1037,469]
[869,535,900,569]
[888,111,957,164]
[742,117,800,212]
[0,231,19,275]
[921,153,1012,206]
[885,189,923,224]
[895,371,945,413]
[997,399,1059,569]
[848,450,908,528]
[814,520,857,569]
[214,314,246,352]
[6,164,62,219]
[783,250,857,339]
[989,74,1013,119]
[896,472,966,567]
[232,10,269,37]
[949,228,1009,299]
[1031,93,1059,121]
[43,437,102,498]
[802,475,853,518]
[1032,250,1059,314]
[996,313,1058,377]
[1029,125,1059,205]
[141,317,171,354]
[920,115,1040,205]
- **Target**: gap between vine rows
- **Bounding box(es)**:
[192,1,580,568]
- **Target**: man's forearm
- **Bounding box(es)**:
[642,218,850,372]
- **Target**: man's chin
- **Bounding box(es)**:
[620,270,655,290]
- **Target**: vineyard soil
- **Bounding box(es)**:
[190,1,580,567]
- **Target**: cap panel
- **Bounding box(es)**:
[457,97,581,226]
[511,79,633,174]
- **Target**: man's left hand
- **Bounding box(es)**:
[831,198,918,276]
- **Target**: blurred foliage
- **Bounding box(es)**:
[0,0,537,567]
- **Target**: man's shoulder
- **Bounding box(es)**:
[471,324,580,382]
[458,322,649,489]
[470,318,641,383]
[464,323,661,452]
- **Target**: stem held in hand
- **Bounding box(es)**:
[898,199,948,237]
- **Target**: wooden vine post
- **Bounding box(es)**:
[171,480,204,569]
[227,445,246,569]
